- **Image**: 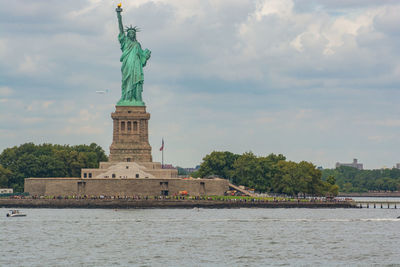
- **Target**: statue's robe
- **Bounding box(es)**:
[118,33,151,103]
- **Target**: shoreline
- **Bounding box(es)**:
[0,199,356,209]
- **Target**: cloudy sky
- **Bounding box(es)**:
[0,0,399,169]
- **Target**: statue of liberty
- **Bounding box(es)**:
[116,4,151,106]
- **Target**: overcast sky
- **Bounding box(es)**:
[1,0,399,169]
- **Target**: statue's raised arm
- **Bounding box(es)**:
[116,3,124,36]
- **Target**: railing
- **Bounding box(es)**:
[354,200,400,209]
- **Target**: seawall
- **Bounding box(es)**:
[0,199,356,209]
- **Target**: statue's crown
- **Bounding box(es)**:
[125,25,140,33]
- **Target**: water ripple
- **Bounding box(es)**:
[1,207,400,266]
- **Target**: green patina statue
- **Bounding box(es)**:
[116,4,151,106]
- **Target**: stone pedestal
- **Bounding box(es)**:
[109,106,152,162]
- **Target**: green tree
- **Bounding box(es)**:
[342,182,353,192]
[322,165,400,193]
[297,161,324,196]
[326,183,339,196]
[232,152,264,190]
[271,161,299,196]
[327,175,336,185]
[0,143,108,192]
[271,160,324,197]
[176,167,188,176]
[197,151,239,179]
[258,153,286,191]
[0,165,13,188]
[196,150,326,195]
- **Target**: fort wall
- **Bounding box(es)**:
[25,177,229,197]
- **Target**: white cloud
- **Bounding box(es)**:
[255,0,294,20]
[68,109,99,123]
[1,1,400,169]
[18,56,36,74]
[323,13,376,55]
[24,100,57,112]
[67,0,102,18]
[18,55,53,75]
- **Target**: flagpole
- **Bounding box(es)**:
[160,138,164,169]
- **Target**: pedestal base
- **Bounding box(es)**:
[109,106,152,162]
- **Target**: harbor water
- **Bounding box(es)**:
[1,204,400,266]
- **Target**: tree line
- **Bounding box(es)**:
[6,143,392,195]
[321,166,400,192]
[0,143,108,192]
[191,151,339,197]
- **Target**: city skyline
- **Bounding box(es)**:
[0,0,399,169]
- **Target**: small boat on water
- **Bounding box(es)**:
[6,210,26,217]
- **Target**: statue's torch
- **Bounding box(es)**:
[116,3,123,12]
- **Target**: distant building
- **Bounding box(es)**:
[396,163,400,169]
[183,165,200,174]
[162,164,176,169]
[335,159,363,170]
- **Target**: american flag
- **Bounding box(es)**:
[159,138,164,151]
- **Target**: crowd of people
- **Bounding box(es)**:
[4,194,347,203]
